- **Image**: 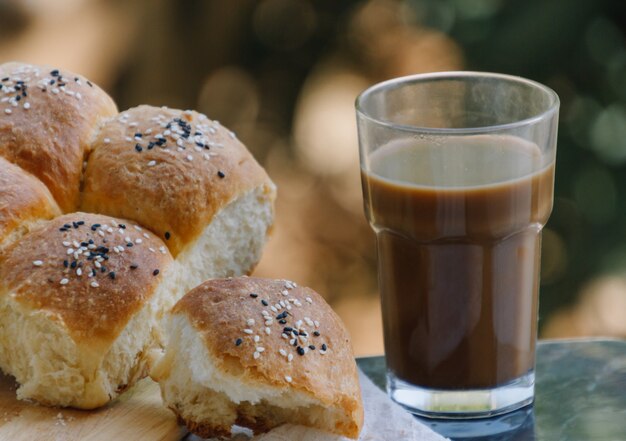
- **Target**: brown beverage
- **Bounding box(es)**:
[362,135,554,390]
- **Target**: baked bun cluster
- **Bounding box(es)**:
[0,61,363,439]
[0,61,276,408]
[151,277,363,439]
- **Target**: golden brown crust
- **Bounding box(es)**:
[81,105,276,256]
[0,156,61,249]
[173,277,364,437]
[0,61,118,212]
[0,213,173,345]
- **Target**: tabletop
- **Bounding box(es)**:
[356,338,626,441]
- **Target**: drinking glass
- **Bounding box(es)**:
[356,72,559,418]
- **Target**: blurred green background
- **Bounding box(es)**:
[1,0,625,354]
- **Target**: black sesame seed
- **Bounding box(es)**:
[101,267,107,273]
[87,80,93,87]
[217,171,225,179]
[15,95,20,101]
[63,260,69,268]
[70,261,77,269]
[261,299,269,306]
[299,330,307,336]
[297,346,305,356]
[309,345,316,350]
[64,224,72,229]
[134,133,143,138]
[49,79,55,85]
[93,223,101,228]
[127,242,133,247]
[72,222,79,228]
[235,338,243,346]
[1,77,8,82]
[109,272,116,280]
[130,264,138,270]
[118,224,126,229]
[321,344,327,351]
[313,331,320,337]
[77,221,85,225]
[283,327,293,332]
[164,232,171,240]
[59,228,67,232]
[147,142,155,150]
[153,269,160,276]
[279,319,287,324]
[74,77,80,82]
[135,144,143,152]
[292,329,299,336]
[249,293,258,298]
[50,69,59,76]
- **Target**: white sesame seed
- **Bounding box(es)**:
[296,320,303,328]
[246,318,255,326]
[270,306,278,313]
[279,300,286,307]
[23,102,30,109]
[60,278,69,285]
[243,329,253,334]
[285,375,292,383]
[265,320,273,326]
[256,347,265,353]
[265,327,271,335]
[98,230,105,237]
[320,350,327,355]
[143,233,150,239]
[75,92,82,100]
[76,268,82,276]
[279,349,287,357]
[52,88,59,94]
[103,138,111,144]
[66,248,74,255]
[135,238,142,244]
[306,297,313,304]
[314,321,320,328]
[288,354,294,362]
[290,338,296,345]
[261,310,269,316]
[186,155,193,161]
[72,240,80,248]
[147,160,156,167]
[107,227,113,233]
[286,305,292,310]
[281,333,289,340]
[90,281,99,288]
[129,122,138,127]
[304,317,314,327]
[281,290,289,296]
[95,261,101,269]
[253,351,261,359]
[254,335,260,343]
[125,137,132,142]
[149,247,155,253]
[135,225,143,231]
[4,108,11,114]
[125,236,131,243]
[32,260,44,266]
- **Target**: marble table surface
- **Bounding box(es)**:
[356,338,626,441]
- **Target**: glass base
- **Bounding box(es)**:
[388,370,535,419]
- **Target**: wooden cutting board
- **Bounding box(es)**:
[0,374,186,441]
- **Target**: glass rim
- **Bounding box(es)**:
[355,71,560,135]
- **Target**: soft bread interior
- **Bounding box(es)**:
[175,186,274,296]
[0,267,177,409]
[153,314,354,438]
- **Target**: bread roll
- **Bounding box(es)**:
[151,277,363,439]
[0,61,118,212]
[0,156,61,252]
[81,105,276,296]
[0,212,176,409]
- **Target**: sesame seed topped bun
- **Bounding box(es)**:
[81,105,276,293]
[0,212,175,409]
[151,277,364,439]
[0,62,118,212]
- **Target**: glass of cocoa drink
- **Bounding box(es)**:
[356,72,559,418]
